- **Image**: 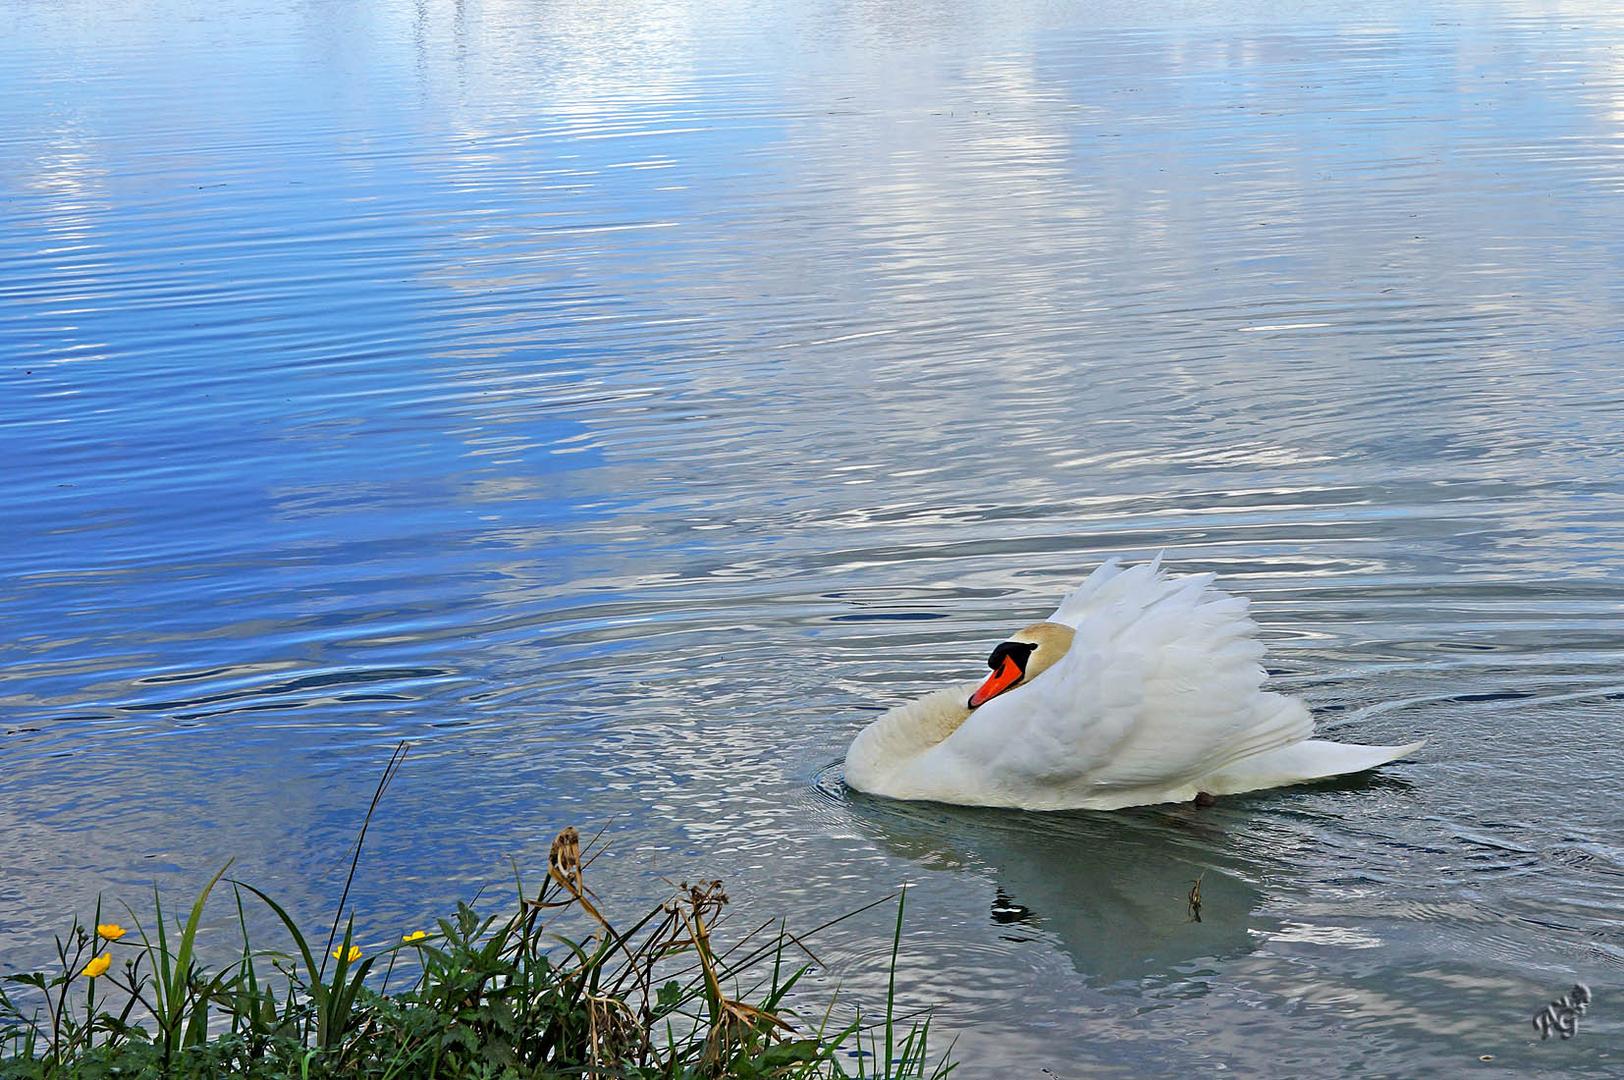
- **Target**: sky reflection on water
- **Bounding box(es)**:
[3,1,1623,1075]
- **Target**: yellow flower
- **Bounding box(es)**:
[331,945,362,963]
[96,923,127,942]
[80,953,112,979]
[402,930,427,943]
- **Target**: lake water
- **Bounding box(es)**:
[3,0,1622,1074]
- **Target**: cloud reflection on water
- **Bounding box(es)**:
[4,1,1624,1076]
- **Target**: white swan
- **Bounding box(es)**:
[844,559,1424,811]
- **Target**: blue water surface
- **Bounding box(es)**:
[3,1,1622,1075]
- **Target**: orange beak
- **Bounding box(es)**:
[968,655,1023,709]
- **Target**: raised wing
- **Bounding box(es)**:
[939,560,1312,801]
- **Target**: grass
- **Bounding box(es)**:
[0,746,954,1079]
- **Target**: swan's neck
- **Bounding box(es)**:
[845,684,974,789]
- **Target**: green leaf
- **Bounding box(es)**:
[656,979,682,1011]
[754,1037,824,1067]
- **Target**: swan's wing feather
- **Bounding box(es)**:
[949,562,1311,794]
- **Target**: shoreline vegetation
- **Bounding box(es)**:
[1,747,953,1079]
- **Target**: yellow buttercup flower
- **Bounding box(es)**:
[96,923,127,941]
[332,945,362,963]
[80,953,112,979]
[402,930,427,943]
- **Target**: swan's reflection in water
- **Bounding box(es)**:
[842,782,1276,987]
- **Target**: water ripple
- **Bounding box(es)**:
[5,1,1624,1076]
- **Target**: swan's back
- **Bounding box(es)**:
[907,560,1316,808]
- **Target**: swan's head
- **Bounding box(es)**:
[967,621,1076,709]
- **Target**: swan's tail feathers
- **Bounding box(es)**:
[1200,738,1426,796]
